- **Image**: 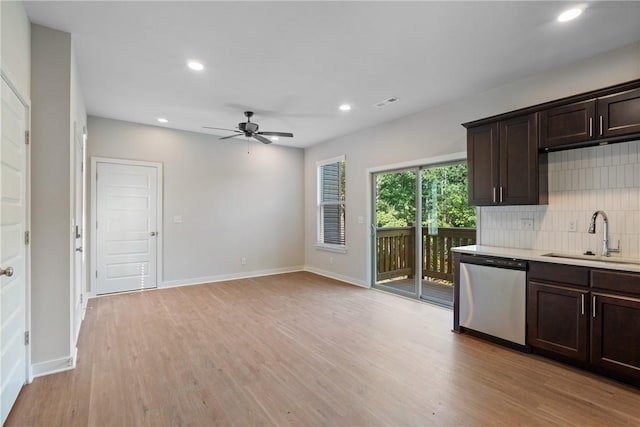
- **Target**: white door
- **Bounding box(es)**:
[1,77,29,423]
[96,162,158,295]
[72,123,86,340]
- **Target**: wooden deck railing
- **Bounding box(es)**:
[376,227,476,283]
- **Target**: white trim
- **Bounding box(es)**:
[304,266,368,288]
[161,266,305,289]
[314,243,348,254]
[90,157,164,295]
[367,151,466,174]
[31,351,76,378]
[315,154,345,168]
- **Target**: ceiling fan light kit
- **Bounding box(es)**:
[203,111,294,145]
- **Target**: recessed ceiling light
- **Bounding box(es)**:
[270,136,279,141]
[339,104,352,111]
[187,60,204,71]
[157,118,168,123]
[557,7,584,22]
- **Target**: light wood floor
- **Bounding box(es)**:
[7,272,640,426]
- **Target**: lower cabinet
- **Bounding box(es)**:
[527,281,589,362]
[527,263,640,386]
[591,292,640,383]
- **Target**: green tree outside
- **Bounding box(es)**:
[375,163,476,228]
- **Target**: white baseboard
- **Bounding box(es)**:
[32,350,76,378]
[303,266,368,288]
[161,266,305,289]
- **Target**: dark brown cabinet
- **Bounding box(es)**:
[467,113,546,206]
[527,281,589,362]
[590,270,640,384]
[539,100,596,149]
[527,263,640,386]
[527,262,590,362]
[540,86,640,150]
[598,87,640,138]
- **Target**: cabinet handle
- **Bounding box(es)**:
[592,295,596,318]
[599,115,603,136]
[589,117,593,137]
[581,294,585,315]
[499,187,503,203]
[493,187,496,203]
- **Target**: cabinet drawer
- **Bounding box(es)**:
[591,269,640,296]
[528,261,589,287]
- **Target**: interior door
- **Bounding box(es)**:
[72,124,86,339]
[1,77,29,424]
[96,162,158,295]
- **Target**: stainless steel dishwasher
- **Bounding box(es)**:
[459,254,527,346]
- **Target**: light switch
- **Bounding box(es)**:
[173,215,183,224]
[357,216,364,224]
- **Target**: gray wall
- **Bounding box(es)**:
[1,0,31,99]
[31,24,87,368]
[304,42,640,286]
[87,117,305,288]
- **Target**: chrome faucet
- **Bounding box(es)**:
[588,210,620,257]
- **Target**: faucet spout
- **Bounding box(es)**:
[588,210,618,256]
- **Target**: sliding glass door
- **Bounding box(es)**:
[372,162,476,306]
[373,169,418,296]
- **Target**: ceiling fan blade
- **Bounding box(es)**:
[219,134,243,140]
[253,134,272,145]
[258,131,294,138]
[203,126,239,132]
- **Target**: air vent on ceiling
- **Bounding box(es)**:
[373,97,400,108]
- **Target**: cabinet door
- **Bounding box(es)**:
[527,281,589,362]
[499,113,539,205]
[591,292,640,383]
[597,87,640,138]
[467,123,499,206]
[539,100,596,149]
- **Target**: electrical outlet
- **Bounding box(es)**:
[329,256,334,264]
[520,219,534,230]
[568,220,577,232]
[357,216,364,224]
[241,257,247,265]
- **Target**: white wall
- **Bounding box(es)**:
[304,42,640,287]
[1,0,31,99]
[86,117,305,288]
[30,24,88,373]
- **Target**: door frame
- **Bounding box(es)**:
[366,152,466,292]
[1,70,32,386]
[90,157,163,296]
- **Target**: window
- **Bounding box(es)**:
[317,156,346,251]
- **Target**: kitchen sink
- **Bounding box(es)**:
[542,252,640,266]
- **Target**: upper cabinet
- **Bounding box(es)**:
[468,113,547,206]
[540,87,640,150]
[464,79,640,206]
[539,100,596,149]
[598,87,640,138]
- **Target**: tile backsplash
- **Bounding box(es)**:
[478,140,640,258]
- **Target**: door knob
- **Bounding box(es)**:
[76,247,83,252]
[150,231,157,237]
[0,267,14,277]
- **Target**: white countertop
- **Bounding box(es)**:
[452,245,640,273]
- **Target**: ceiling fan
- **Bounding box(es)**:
[203,111,294,144]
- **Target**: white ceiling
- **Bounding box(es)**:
[24,1,640,148]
